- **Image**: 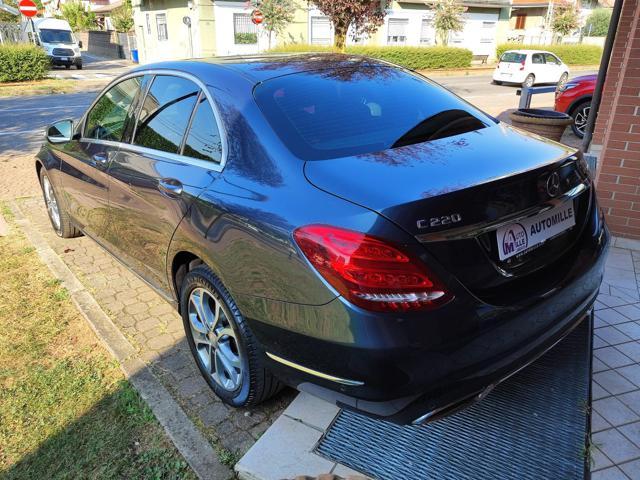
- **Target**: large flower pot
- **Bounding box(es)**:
[509,108,574,142]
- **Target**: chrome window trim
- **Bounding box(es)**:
[81,138,225,171]
[80,68,228,173]
[266,352,365,386]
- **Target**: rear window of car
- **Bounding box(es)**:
[253,66,492,160]
[500,52,526,63]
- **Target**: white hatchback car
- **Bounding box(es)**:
[492,50,569,88]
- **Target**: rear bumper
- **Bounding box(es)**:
[246,194,608,424]
[493,70,527,83]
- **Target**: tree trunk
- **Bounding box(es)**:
[334,23,347,52]
[268,30,272,50]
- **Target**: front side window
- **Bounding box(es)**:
[254,67,492,161]
[134,75,199,154]
[84,76,141,141]
[387,18,408,45]
[156,13,168,41]
[183,97,223,162]
[234,13,258,44]
[544,53,560,65]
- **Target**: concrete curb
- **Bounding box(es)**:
[9,200,232,480]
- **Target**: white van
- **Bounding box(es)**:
[24,18,82,69]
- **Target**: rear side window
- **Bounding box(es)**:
[85,76,141,141]
[134,75,199,154]
[532,53,545,64]
[182,96,223,163]
[254,66,491,160]
[500,52,526,63]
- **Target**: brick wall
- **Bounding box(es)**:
[593,0,640,239]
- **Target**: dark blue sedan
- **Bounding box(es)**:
[36,54,608,424]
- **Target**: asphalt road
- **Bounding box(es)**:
[0,70,595,157]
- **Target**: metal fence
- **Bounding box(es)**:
[0,22,21,44]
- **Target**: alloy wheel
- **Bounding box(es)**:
[187,287,243,391]
[574,104,590,137]
[42,176,61,232]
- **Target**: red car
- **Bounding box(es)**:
[555,74,596,138]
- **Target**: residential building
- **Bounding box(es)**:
[508,0,614,44]
[132,0,512,63]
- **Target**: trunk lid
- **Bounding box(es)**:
[304,124,592,304]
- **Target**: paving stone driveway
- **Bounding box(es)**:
[16,195,295,460]
[14,194,640,478]
[592,246,640,479]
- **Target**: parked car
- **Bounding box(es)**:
[493,50,569,88]
[22,18,83,70]
[37,55,608,425]
[555,74,597,138]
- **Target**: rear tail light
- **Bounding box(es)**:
[519,60,525,71]
[293,225,452,312]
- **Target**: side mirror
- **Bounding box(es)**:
[46,120,74,144]
[78,40,83,49]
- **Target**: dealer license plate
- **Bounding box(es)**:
[496,201,576,261]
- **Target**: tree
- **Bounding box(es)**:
[111,0,134,33]
[584,8,612,37]
[431,0,465,46]
[0,0,18,23]
[61,0,97,32]
[551,2,579,42]
[312,0,390,52]
[250,0,295,49]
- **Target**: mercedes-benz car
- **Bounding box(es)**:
[36,54,608,424]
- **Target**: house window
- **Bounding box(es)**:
[234,13,258,44]
[420,18,433,45]
[387,18,408,45]
[156,13,168,41]
[480,21,496,43]
[311,16,331,45]
[515,13,527,30]
[145,13,150,35]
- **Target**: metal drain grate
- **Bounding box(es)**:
[316,318,591,480]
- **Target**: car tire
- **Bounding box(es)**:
[570,99,591,139]
[76,63,83,70]
[558,72,568,87]
[180,265,283,407]
[65,65,70,70]
[492,80,503,85]
[523,74,535,88]
[39,168,81,238]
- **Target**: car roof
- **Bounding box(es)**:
[504,49,558,55]
[129,53,394,85]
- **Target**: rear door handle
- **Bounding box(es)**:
[158,178,183,196]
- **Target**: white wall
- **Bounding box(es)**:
[213,1,270,56]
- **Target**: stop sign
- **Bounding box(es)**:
[251,9,264,25]
[19,0,38,17]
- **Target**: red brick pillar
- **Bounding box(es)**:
[593,0,640,240]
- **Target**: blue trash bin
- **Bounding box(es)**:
[131,49,139,63]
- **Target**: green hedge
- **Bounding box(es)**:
[269,44,473,69]
[496,43,603,65]
[0,44,50,83]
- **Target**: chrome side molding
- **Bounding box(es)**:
[266,352,365,386]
